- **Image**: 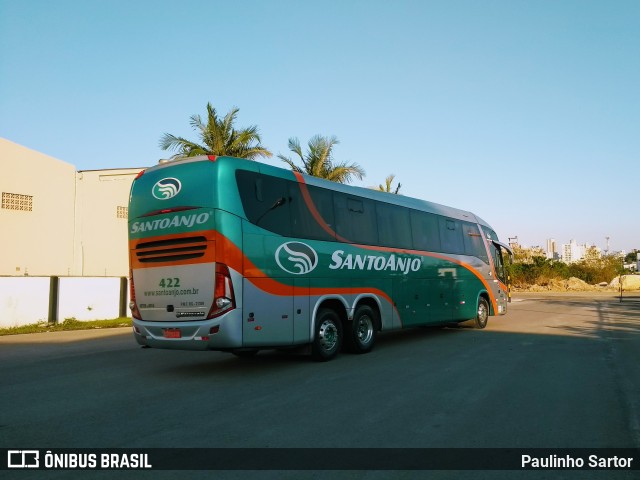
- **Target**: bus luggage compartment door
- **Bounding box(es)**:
[242,278,293,346]
[393,278,431,327]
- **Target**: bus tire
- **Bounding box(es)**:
[345,305,377,354]
[475,298,489,329]
[311,308,343,362]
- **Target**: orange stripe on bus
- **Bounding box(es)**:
[131,227,499,318]
[292,173,499,313]
[293,172,351,243]
[213,231,395,305]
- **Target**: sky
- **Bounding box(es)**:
[1,0,638,253]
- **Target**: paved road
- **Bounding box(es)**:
[1,293,639,479]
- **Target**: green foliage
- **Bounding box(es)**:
[278,135,365,184]
[159,102,272,160]
[375,174,401,194]
[507,255,625,288]
[63,317,80,326]
[0,318,132,336]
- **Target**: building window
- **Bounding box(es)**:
[1,192,33,211]
[116,206,128,219]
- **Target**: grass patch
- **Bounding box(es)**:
[0,317,132,336]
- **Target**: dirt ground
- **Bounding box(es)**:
[513,274,640,293]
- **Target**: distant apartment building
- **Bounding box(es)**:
[560,239,602,263]
[546,238,558,260]
[562,240,585,263]
[0,138,142,276]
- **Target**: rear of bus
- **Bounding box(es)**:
[128,156,241,350]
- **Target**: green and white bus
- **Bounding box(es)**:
[128,155,512,361]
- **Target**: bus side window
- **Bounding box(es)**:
[439,218,464,255]
[377,202,412,249]
[334,193,378,245]
[289,182,335,241]
[236,171,291,236]
[410,211,441,252]
[463,222,489,263]
[255,177,264,201]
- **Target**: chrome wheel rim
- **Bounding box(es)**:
[356,315,373,345]
[478,302,488,326]
[318,320,338,352]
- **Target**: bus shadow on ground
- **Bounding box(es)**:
[157,322,491,378]
[155,295,640,379]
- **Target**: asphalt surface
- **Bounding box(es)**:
[1,292,639,480]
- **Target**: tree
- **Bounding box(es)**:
[375,174,401,194]
[278,135,365,184]
[159,102,272,160]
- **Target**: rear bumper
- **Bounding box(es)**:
[132,309,242,351]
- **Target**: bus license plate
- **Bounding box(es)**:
[163,329,181,339]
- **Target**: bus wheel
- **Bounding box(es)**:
[346,305,378,354]
[312,309,343,362]
[475,298,489,329]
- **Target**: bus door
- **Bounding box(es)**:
[490,240,513,307]
[490,241,511,284]
[242,278,293,346]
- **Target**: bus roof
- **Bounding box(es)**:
[148,155,493,229]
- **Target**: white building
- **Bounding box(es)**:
[560,239,603,264]
[0,138,142,276]
[546,238,558,260]
[561,239,587,264]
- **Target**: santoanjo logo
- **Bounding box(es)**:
[130,212,211,234]
[152,178,181,200]
[329,250,422,274]
[275,242,318,275]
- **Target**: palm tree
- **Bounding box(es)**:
[278,135,365,184]
[376,174,401,194]
[159,102,272,159]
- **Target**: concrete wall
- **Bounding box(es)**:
[1,138,142,277]
[0,138,76,276]
[0,277,50,328]
[0,276,130,328]
[74,169,138,276]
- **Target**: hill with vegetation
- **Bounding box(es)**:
[507,247,639,292]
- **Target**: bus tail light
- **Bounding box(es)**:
[207,263,236,319]
[129,270,142,319]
